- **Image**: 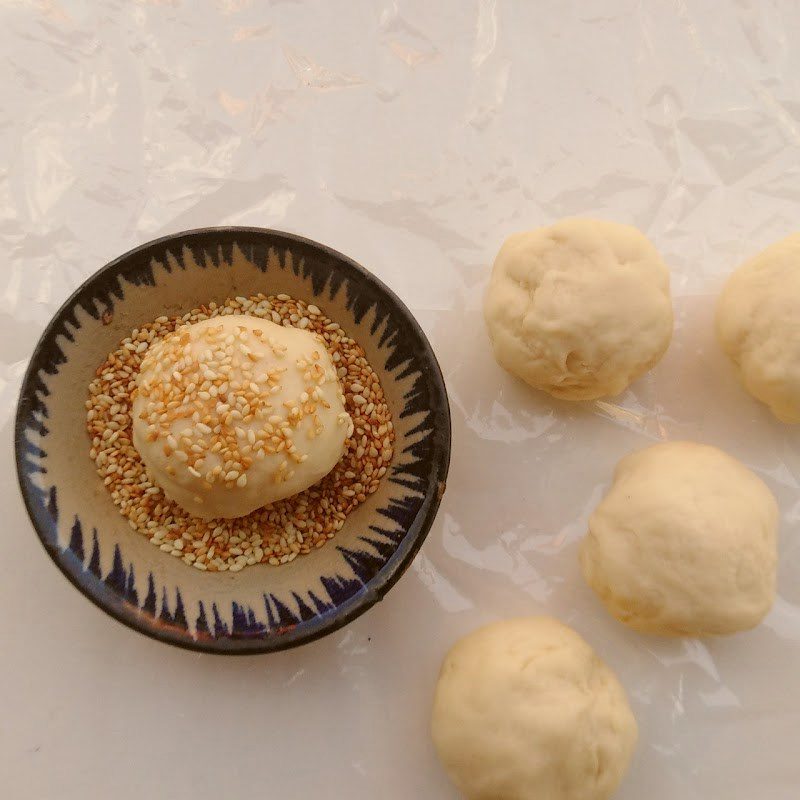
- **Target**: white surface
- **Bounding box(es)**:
[2,2,800,798]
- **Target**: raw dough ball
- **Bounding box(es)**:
[716,234,800,422]
[133,315,352,519]
[431,617,637,800]
[484,218,673,400]
[580,442,778,636]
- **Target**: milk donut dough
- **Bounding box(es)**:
[580,442,778,637]
[484,218,673,400]
[133,315,352,519]
[431,617,637,800]
[716,234,800,423]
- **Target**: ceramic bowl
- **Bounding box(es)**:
[15,228,451,654]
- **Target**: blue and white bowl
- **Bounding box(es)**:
[15,228,451,654]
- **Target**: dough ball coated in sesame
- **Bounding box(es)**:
[431,617,638,800]
[132,315,352,519]
[484,218,673,401]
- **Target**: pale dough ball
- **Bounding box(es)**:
[133,315,352,519]
[431,617,637,800]
[716,234,800,423]
[580,442,778,637]
[483,218,673,400]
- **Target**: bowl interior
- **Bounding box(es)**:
[16,229,450,653]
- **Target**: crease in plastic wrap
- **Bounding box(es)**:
[2,1,799,798]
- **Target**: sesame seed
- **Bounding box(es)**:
[85,293,395,573]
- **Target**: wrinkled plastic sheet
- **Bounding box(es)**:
[2,2,799,799]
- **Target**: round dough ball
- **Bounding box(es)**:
[431,617,637,800]
[580,442,778,636]
[716,234,800,423]
[133,315,352,519]
[483,218,673,400]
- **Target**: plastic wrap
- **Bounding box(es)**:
[2,2,799,798]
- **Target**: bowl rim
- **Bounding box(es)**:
[15,226,452,655]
